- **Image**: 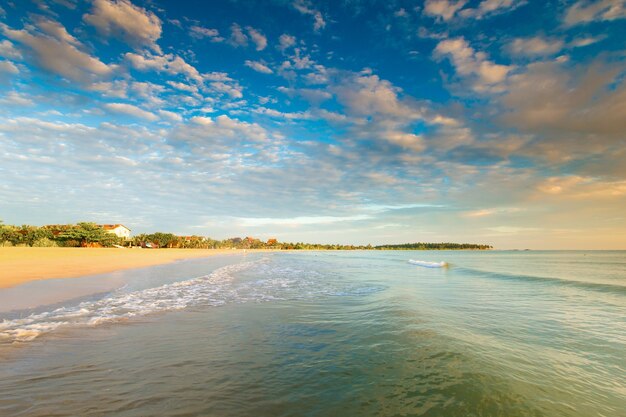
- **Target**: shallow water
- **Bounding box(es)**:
[1,251,625,416]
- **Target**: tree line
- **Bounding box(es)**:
[0,221,492,250]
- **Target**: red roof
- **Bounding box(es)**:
[101,224,130,231]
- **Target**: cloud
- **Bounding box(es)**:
[0,91,33,106]
[234,214,371,227]
[246,26,267,51]
[125,51,203,84]
[507,36,564,57]
[459,0,526,19]
[2,18,114,84]
[423,0,467,21]
[536,176,626,199]
[189,25,223,42]
[0,40,23,60]
[0,60,19,75]
[253,107,312,120]
[333,72,421,120]
[292,0,326,31]
[83,0,162,53]
[278,34,296,51]
[167,80,198,94]
[210,81,243,98]
[462,207,521,217]
[434,37,513,92]
[158,109,183,122]
[104,102,158,121]
[245,60,273,74]
[568,35,605,48]
[277,86,332,103]
[564,0,626,26]
[229,23,248,47]
[501,61,626,138]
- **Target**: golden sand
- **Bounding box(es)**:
[0,247,241,289]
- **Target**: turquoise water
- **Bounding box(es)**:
[1,251,625,416]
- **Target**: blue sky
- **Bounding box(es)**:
[0,0,625,248]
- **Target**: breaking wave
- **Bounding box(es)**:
[408,260,448,268]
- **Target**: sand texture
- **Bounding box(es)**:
[0,247,241,288]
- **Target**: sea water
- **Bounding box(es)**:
[0,250,624,416]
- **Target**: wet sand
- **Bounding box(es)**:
[0,247,243,289]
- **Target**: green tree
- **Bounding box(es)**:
[59,223,119,247]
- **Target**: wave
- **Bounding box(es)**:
[456,266,626,294]
[0,258,385,345]
[409,260,448,268]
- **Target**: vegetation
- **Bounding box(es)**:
[0,222,124,247]
[375,242,492,250]
[0,220,492,250]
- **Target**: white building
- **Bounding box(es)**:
[101,224,131,239]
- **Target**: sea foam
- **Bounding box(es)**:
[408,260,448,268]
[0,257,385,344]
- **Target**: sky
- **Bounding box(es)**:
[0,0,625,249]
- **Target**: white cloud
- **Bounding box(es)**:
[33,17,81,46]
[569,35,605,48]
[210,81,243,98]
[2,18,114,83]
[245,60,273,74]
[246,27,267,51]
[87,80,129,98]
[229,23,248,47]
[178,115,273,150]
[278,34,296,51]
[383,132,425,151]
[277,86,332,103]
[167,80,199,94]
[0,91,33,106]
[292,0,326,31]
[158,109,183,122]
[508,36,564,57]
[564,0,626,26]
[423,0,467,21]
[459,0,525,19]
[189,25,223,42]
[253,107,312,120]
[125,51,203,84]
[334,73,421,120]
[104,102,158,121]
[235,214,371,227]
[83,0,162,52]
[0,60,19,75]
[0,40,23,60]
[434,37,513,92]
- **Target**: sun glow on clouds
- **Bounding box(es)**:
[0,0,625,248]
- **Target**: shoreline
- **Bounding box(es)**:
[0,247,249,289]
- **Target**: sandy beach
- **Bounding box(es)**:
[0,247,241,289]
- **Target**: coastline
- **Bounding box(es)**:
[0,247,247,289]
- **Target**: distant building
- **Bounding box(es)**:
[100,224,131,240]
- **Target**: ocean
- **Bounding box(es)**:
[1,250,625,416]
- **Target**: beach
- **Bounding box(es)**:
[0,247,240,289]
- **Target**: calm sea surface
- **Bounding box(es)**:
[1,251,625,416]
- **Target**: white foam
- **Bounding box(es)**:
[409,260,448,268]
[0,260,258,344]
[0,258,386,344]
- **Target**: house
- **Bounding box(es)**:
[100,224,131,239]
